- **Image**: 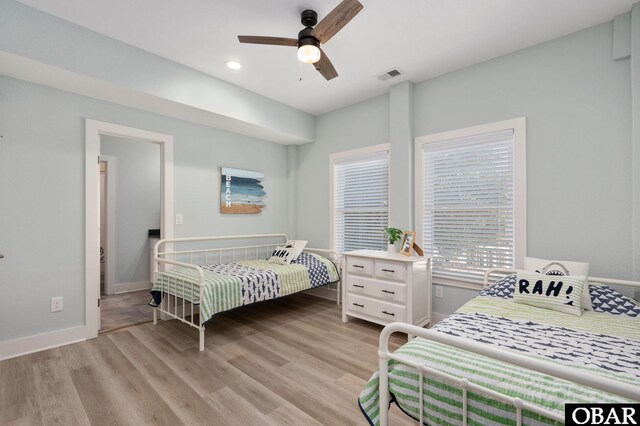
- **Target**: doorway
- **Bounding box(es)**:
[98,137,161,332]
[85,119,173,340]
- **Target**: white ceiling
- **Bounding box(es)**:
[16,0,637,116]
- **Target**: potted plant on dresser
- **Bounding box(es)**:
[383,227,403,254]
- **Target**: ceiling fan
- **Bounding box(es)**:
[237,0,364,80]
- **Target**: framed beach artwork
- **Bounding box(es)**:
[220,167,266,214]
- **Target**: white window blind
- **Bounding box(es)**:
[333,150,389,252]
[422,129,515,283]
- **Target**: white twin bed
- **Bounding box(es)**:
[363,269,640,425]
[150,234,340,351]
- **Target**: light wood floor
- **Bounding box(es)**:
[0,293,417,426]
[100,290,154,333]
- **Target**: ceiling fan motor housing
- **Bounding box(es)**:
[298,27,318,46]
[300,9,318,27]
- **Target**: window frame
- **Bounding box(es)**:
[415,118,527,289]
[329,143,391,253]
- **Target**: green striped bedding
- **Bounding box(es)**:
[151,253,339,323]
[359,296,640,426]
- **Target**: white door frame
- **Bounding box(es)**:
[99,155,117,296]
[85,119,174,339]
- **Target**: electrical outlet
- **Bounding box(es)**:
[175,213,183,225]
[435,286,444,298]
[51,296,63,312]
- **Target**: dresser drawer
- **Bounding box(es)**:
[375,260,405,282]
[346,257,373,276]
[347,276,406,303]
[347,294,406,323]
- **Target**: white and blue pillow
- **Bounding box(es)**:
[512,272,586,316]
[479,274,517,299]
[589,285,640,317]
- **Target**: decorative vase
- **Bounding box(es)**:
[387,243,396,254]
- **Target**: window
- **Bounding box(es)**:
[331,144,390,252]
[416,118,526,286]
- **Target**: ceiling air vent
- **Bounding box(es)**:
[376,68,403,82]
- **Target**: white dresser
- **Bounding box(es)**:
[342,250,432,329]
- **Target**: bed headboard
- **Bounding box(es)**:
[153,234,341,267]
[154,233,289,265]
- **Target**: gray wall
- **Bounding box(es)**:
[417,20,632,313]
[295,94,390,247]
[414,20,631,280]
[297,21,634,315]
[101,136,160,287]
[0,76,289,342]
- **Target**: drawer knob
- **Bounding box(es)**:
[381,268,395,273]
[352,302,364,308]
[353,284,364,288]
[381,289,395,295]
[382,310,395,316]
[352,264,364,269]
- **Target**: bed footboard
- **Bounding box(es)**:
[377,322,640,426]
[153,258,206,351]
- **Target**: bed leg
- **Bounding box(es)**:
[337,279,341,305]
[153,308,158,325]
[379,354,390,426]
[199,327,205,351]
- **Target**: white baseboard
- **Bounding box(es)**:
[113,281,152,294]
[0,325,88,361]
[430,312,449,325]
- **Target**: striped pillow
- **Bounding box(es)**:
[513,272,586,316]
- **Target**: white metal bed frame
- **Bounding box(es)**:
[151,233,341,351]
[378,268,640,426]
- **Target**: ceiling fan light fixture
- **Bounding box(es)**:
[297,38,321,64]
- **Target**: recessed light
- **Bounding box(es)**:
[225,61,242,70]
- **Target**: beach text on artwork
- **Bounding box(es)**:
[219,167,266,214]
[225,174,232,207]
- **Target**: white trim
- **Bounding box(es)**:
[0,326,87,362]
[113,281,152,294]
[86,119,174,340]
[414,118,527,286]
[99,155,117,295]
[433,276,485,291]
[328,143,391,252]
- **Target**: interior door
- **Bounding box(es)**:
[97,160,102,330]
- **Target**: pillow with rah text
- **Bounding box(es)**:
[513,272,586,316]
[268,246,295,265]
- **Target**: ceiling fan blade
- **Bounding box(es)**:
[237,36,298,46]
[311,0,363,44]
[314,49,338,80]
